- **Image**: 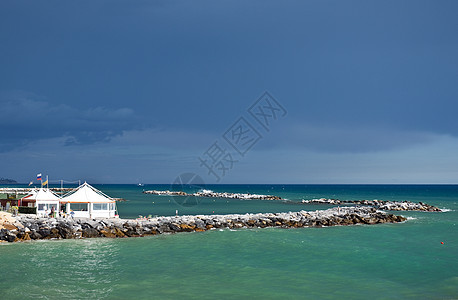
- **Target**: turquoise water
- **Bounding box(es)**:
[1,185,457,299]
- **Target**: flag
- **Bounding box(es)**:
[28,181,33,186]
[37,173,42,181]
[42,180,48,186]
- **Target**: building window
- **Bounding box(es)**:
[70,203,88,211]
[93,203,108,210]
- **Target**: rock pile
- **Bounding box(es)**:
[144,190,188,196]
[301,198,442,212]
[0,211,25,243]
[0,207,406,243]
[143,190,282,200]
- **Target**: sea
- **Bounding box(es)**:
[0,184,457,299]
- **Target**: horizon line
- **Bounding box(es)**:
[3,182,458,186]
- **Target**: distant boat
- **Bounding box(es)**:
[137,183,144,187]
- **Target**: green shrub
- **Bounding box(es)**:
[19,206,36,214]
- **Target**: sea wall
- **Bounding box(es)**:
[301,199,442,212]
[143,190,442,211]
[143,190,282,200]
[0,207,406,243]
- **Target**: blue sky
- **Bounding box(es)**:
[1,0,458,184]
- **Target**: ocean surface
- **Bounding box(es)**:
[1,184,457,299]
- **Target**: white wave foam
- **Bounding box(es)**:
[440,208,453,212]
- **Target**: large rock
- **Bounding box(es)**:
[30,231,42,240]
[82,227,100,238]
[17,232,31,241]
[58,224,75,239]
[114,228,126,237]
[100,228,117,238]
[3,224,17,231]
[38,228,52,238]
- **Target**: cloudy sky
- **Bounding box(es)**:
[1,0,457,184]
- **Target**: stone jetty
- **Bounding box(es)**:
[143,190,282,200]
[301,198,442,212]
[0,207,406,243]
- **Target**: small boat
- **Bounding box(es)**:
[137,183,144,187]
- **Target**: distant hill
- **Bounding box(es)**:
[0,178,18,184]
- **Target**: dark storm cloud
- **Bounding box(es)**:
[1,0,458,183]
[0,91,141,151]
[259,122,437,154]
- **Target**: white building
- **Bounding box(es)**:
[21,188,60,217]
[60,182,118,218]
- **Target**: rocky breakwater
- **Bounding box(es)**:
[0,212,25,242]
[1,207,406,243]
[301,198,442,212]
[144,190,282,200]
